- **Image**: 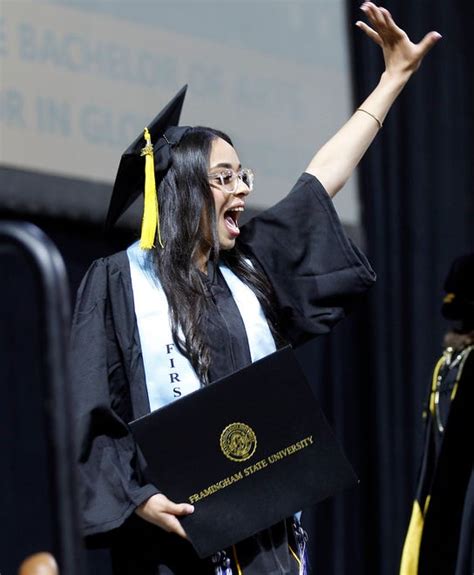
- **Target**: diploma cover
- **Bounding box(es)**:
[130,346,357,558]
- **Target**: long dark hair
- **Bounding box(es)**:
[147,126,282,384]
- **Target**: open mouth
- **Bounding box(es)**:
[224,207,244,237]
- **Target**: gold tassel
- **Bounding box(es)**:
[140,127,163,249]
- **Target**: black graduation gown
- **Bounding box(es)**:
[417,346,474,575]
[70,173,375,574]
[400,344,474,575]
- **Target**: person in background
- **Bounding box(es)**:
[400,253,474,575]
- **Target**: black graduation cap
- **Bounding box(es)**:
[442,253,474,326]
[106,85,190,248]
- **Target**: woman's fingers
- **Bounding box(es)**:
[361,2,386,32]
[135,493,194,539]
[379,6,396,29]
[147,493,194,515]
[361,2,441,47]
[355,20,382,46]
[361,2,405,42]
[156,497,192,539]
[418,31,443,57]
[163,499,195,516]
[161,514,189,540]
[358,2,441,73]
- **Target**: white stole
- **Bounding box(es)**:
[127,242,276,412]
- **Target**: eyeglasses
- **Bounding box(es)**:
[208,168,254,194]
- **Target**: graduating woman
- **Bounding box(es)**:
[71,4,440,574]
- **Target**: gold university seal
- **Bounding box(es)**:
[220,422,257,462]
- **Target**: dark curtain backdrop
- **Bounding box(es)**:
[1,2,474,574]
[301,1,474,574]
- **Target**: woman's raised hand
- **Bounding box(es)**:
[356,2,441,77]
[305,3,441,197]
[135,493,194,540]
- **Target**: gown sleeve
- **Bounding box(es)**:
[70,255,159,536]
[238,172,376,344]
